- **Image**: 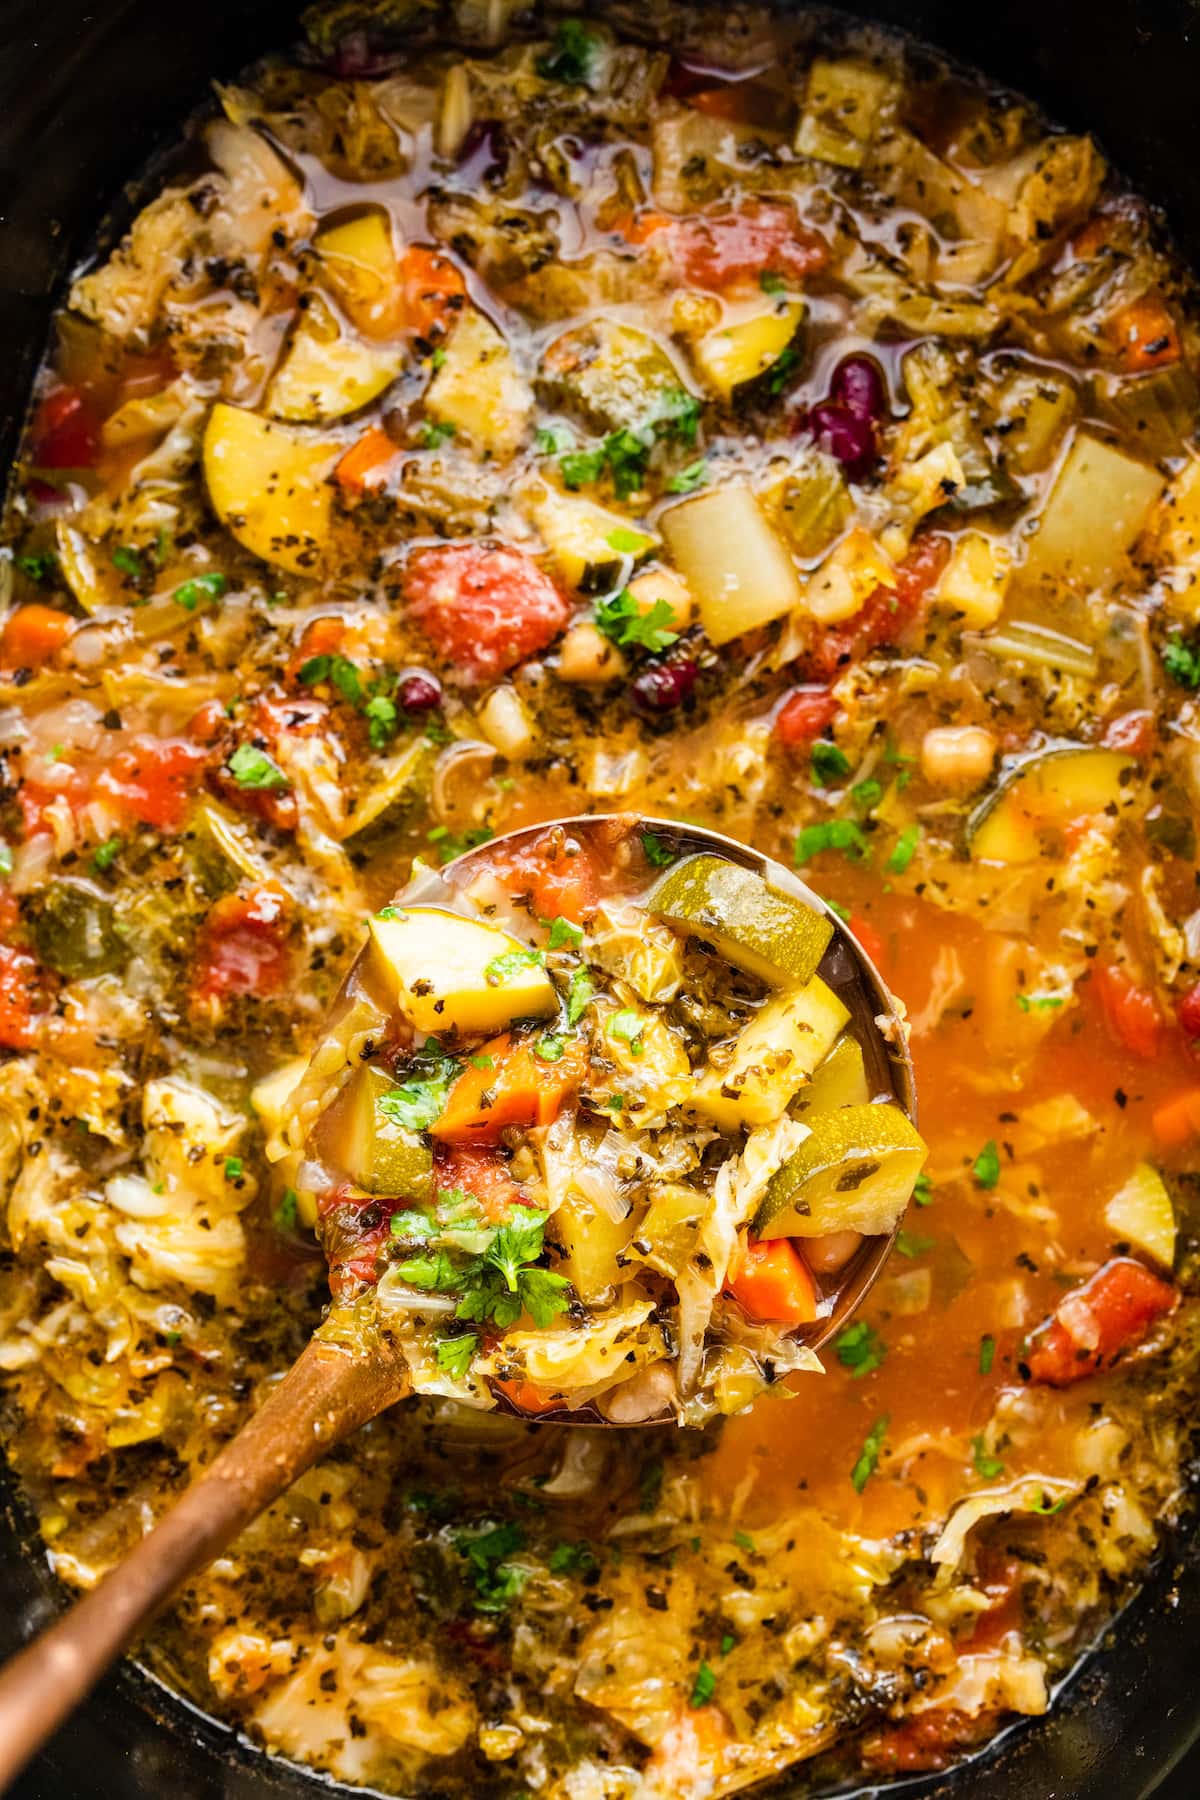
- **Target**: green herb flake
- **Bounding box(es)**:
[470,1053,495,1071]
[560,446,608,490]
[810,740,851,786]
[15,551,57,583]
[895,1229,935,1259]
[641,831,675,868]
[972,1139,1001,1190]
[719,1633,735,1656]
[912,1172,934,1206]
[275,1187,299,1231]
[825,896,850,922]
[174,571,227,612]
[0,843,12,879]
[979,1334,996,1375]
[91,835,122,875]
[535,1034,566,1063]
[1162,634,1200,689]
[547,915,583,951]
[971,1434,1005,1480]
[760,271,787,295]
[689,1659,716,1708]
[535,423,573,455]
[454,1519,529,1612]
[1015,992,1065,1013]
[794,819,871,866]
[608,1007,644,1055]
[732,1529,755,1555]
[380,1060,457,1133]
[668,458,709,494]
[435,1331,478,1380]
[886,824,921,874]
[111,544,142,578]
[605,526,649,555]
[223,1156,243,1183]
[536,17,601,86]
[851,778,883,813]
[227,743,289,791]
[567,966,594,1026]
[834,1319,886,1378]
[595,588,679,655]
[427,824,494,865]
[484,947,546,987]
[418,419,457,450]
[850,1415,889,1493]
[548,1539,598,1575]
[1027,1491,1071,1515]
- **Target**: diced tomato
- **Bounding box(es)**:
[29,386,100,470]
[1177,982,1200,1042]
[1152,1085,1200,1147]
[962,1553,1024,1652]
[1102,708,1155,756]
[187,699,229,746]
[643,200,828,291]
[0,888,19,939]
[480,828,601,924]
[849,914,886,970]
[0,944,39,1050]
[724,1235,818,1326]
[1,605,74,669]
[1092,961,1164,1060]
[864,1708,1001,1774]
[335,426,399,495]
[775,685,838,748]
[812,534,950,678]
[1107,293,1181,372]
[404,543,571,683]
[192,882,292,1009]
[1024,1257,1176,1386]
[399,245,467,342]
[437,1144,525,1224]
[432,1031,590,1145]
[95,738,209,831]
[17,774,87,840]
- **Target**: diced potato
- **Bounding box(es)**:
[315,210,401,338]
[425,308,532,458]
[251,1055,310,1163]
[528,485,657,592]
[802,525,895,625]
[202,403,340,574]
[1104,1161,1175,1269]
[268,297,403,422]
[1019,429,1163,592]
[539,319,686,434]
[796,58,892,169]
[691,301,804,401]
[475,684,538,759]
[661,484,802,644]
[367,908,557,1034]
[934,531,1012,628]
[551,1193,636,1305]
[754,1102,926,1238]
[692,978,849,1129]
[556,620,628,685]
[994,369,1077,475]
[624,566,696,631]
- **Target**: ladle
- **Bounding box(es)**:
[0,812,916,1789]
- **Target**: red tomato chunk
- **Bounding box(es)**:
[404,544,571,684]
[1025,1257,1176,1386]
[193,883,292,1008]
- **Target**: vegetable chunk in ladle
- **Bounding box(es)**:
[293,814,922,1425]
[0,814,920,1783]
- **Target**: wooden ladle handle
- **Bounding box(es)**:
[0,1336,410,1792]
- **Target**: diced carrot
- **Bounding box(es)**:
[1151,1086,1200,1148]
[724,1235,817,1326]
[1024,1256,1176,1386]
[1,604,73,669]
[1092,961,1164,1059]
[432,1032,589,1145]
[399,245,466,341]
[1107,293,1181,372]
[335,425,399,494]
[491,1375,567,1415]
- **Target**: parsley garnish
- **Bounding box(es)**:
[1015,992,1065,1013]
[794,819,871,865]
[887,824,921,874]
[436,1331,478,1380]
[689,1660,716,1708]
[454,1520,529,1612]
[223,1156,243,1182]
[608,1007,644,1055]
[971,1434,1005,1480]
[895,1230,934,1259]
[275,1187,299,1231]
[174,572,227,612]
[535,1034,566,1062]
[810,740,851,786]
[567,966,594,1025]
[979,1333,996,1375]
[484,947,545,986]
[834,1319,886,1378]
[594,588,680,654]
[972,1140,1001,1190]
[111,544,142,579]
[547,915,583,951]
[1162,634,1200,689]
[851,1415,889,1493]
[15,551,57,583]
[364,693,398,749]
[428,824,494,864]
[227,743,289,790]
[418,419,456,449]
[535,423,574,455]
[536,17,601,86]
[606,526,649,554]
[549,1539,599,1575]
[668,458,708,494]
[851,777,883,813]
[760,271,787,295]
[379,1049,459,1132]
[91,835,122,874]
[912,1172,933,1206]
[1027,1491,1070,1515]
[299,652,363,703]
[732,1529,756,1555]
[641,831,675,868]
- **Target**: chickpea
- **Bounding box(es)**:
[625,566,696,631]
[920,724,996,790]
[557,620,628,685]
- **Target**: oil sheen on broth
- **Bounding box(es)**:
[0,2,1198,1794]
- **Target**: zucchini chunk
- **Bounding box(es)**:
[647,853,833,986]
[538,319,689,434]
[660,484,803,643]
[367,909,557,1034]
[691,301,805,403]
[754,1102,926,1238]
[795,1033,871,1111]
[326,1065,435,1198]
[691,978,849,1130]
[268,296,403,422]
[424,308,532,458]
[202,403,340,574]
[967,744,1137,864]
[527,485,657,592]
[1104,1161,1175,1269]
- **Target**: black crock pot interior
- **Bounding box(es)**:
[2,1,1200,1794]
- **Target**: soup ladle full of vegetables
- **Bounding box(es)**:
[0,813,922,1785]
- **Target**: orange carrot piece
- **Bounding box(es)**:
[399,246,466,340]
[1151,1086,1200,1148]
[724,1236,818,1326]
[335,426,398,494]
[432,1032,589,1145]
[1,604,73,668]
[1108,293,1181,372]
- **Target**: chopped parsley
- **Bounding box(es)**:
[895,1230,935,1259]
[561,392,702,500]
[912,1172,934,1206]
[299,652,364,703]
[834,1319,886,1378]
[15,551,56,583]
[378,1049,459,1132]
[275,1188,299,1231]
[427,824,494,864]
[535,423,574,455]
[1162,634,1200,689]
[418,419,456,449]
[547,915,583,950]
[435,1331,478,1380]
[535,1034,566,1062]
[851,777,883,813]
[851,1415,889,1493]
[454,1520,528,1612]
[972,1139,1001,1190]
[732,1529,756,1555]
[536,17,601,86]
[979,1334,996,1375]
[608,1007,645,1055]
[1015,992,1065,1013]
[794,819,871,866]
[1027,1491,1071,1515]
[363,693,398,749]
[719,1633,736,1656]
[567,966,594,1025]
[594,588,680,654]
[227,743,289,790]
[886,824,921,874]
[174,571,227,612]
[91,835,122,875]
[689,1659,716,1708]
[810,740,851,786]
[606,526,649,555]
[971,1434,1005,1480]
[549,1539,599,1575]
[484,947,546,986]
[668,458,709,494]
[223,1156,244,1182]
[641,830,675,868]
[111,544,143,579]
[760,271,787,295]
